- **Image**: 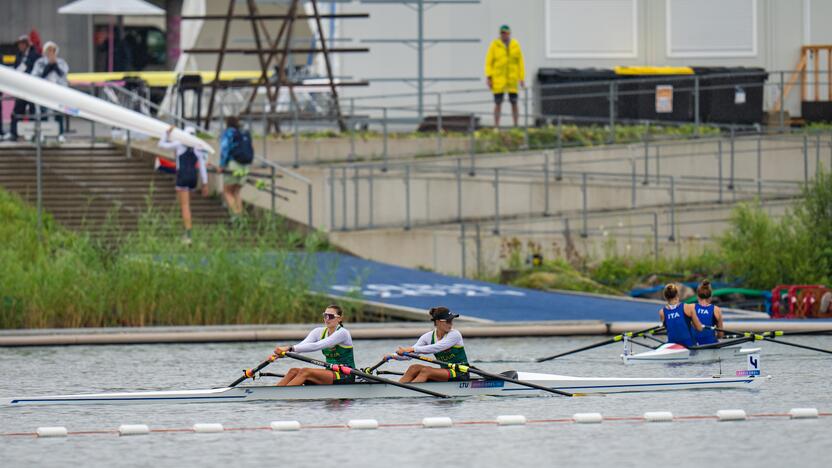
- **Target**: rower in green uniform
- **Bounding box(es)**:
[274,305,355,386]
[388,307,470,383]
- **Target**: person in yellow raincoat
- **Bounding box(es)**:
[484,24,525,128]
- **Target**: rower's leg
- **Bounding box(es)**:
[399,364,427,383]
[410,367,451,383]
[294,369,336,385]
[277,368,301,386]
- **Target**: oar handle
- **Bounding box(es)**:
[282,351,451,398]
[363,357,391,374]
[229,355,277,387]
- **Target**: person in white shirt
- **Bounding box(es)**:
[274,305,356,386]
[388,307,470,383]
[158,126,209,244]
[31,41,69,142]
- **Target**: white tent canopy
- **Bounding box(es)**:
[58,0,165,16]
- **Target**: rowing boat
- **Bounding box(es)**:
[3,371,768,406]
[621,342,762,364]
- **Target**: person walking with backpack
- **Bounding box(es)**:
[159,125,209,245]
[219,116,254,223]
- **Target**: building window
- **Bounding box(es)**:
[545,0,638,59]
[666,0,757,58]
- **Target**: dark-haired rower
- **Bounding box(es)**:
[689,280,724,346]
[660,283,703,348]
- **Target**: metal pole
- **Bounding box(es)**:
[271,165,276,213]
[307,184,313,228]
[417,0,424,118]
[803,133,809,183]
[262,101,268,161]
[354,167,360,228]
[669,176,676,241]
[694,76,700,136]
[493,168,500,235]
[468,113,475,176]
[368,166,374,228]
[475,223,482,278]
[90,87,97,147]
[436,93,443,155]
[543,151,550,216]
[631,159,637,208]
[293,100,300,168]
[329,167,335,229]
[456,158,462,222]
[404,165,411,230]
[556,116,563,180]
[816,132,821,177]
[655,145,661,184]
[581,172,588,238]
[460,223,467,278]
[126,129,132,159]
[728,126,735,190]
[523,87,529,149]
[643,130,650,185]
[756,135,762,200]
[382,107,389,172]
[779,71,785,132]
[717,140,723,203]
[652,211,659,262]
[608,81,616,143]
[341,166,348,231]
[35,106,43,241]
[349,98,355,162]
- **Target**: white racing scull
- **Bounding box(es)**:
[3,371,768,406]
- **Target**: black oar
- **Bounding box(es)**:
[258,372,285,378]
[281,351,451,398]
[401,352,574,397]
[229,355,277,387]
[536,325,665,362]
[720,329,832,355]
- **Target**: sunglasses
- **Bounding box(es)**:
[323,312,339,320]
[437,318,454,323]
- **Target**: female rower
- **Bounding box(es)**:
[273,305,355,386]
[389,307,470,383]
[687,280,723,345]
[660,283,703,348]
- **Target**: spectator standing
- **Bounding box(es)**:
[219,116,253,224]
[158,126,210,245]
[31,41,69,143]
[5,35,41,141]
[484,25,525,128]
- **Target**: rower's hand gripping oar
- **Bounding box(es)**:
[280,351,451,398]
[536,325,665,362]
[401,352,574,397]
[718,329,832,355]
[229,355,277,387]
[362,356,393,375]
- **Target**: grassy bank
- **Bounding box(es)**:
[498,170,832,294]
[0,189,338,328]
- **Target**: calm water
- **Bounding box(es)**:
[1,336,830,467]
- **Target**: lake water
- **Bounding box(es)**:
[1,335,830,468]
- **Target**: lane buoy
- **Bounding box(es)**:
[347,419,379,430]
[36,427,68,438]
[573,413,603,424]
[270,421,301,431]
[643,411,673,422]
[422,417,453,428]
[789,408,819,419]
[118,424,150,436]
[716,410,747,421]
[496,415,527,426]
[192,423,224,433]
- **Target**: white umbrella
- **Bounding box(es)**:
[58,0,165,72]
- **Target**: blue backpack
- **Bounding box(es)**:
[229,128,254,164]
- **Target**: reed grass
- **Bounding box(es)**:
[0,189,338,328]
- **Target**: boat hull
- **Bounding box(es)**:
[622,343,761,364]
[3,372,769,406]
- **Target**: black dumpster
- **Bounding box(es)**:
[537,68,617,122]
[616,74,695,123]
[692,67,768,125]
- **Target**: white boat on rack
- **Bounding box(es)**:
[3,371,768,406]
[622,342,762,364]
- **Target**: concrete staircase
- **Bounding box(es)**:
[0,143,232,238]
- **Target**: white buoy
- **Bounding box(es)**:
[270,420,301,431]
[789,408,819,419]
[192,423,224,433]
[118,424,150,436]
[496,415,527,426]
[347,419,379,430]
[573,412,603,424]
[36,426,68,438]
[422,417,453,428]
[643,411,674,422]
[716,409,747,421]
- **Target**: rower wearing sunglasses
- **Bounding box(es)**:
[388,307,470,383]
[273,305,355,386]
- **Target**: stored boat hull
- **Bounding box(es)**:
[3,372,768,406]
[622,343,762,364]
